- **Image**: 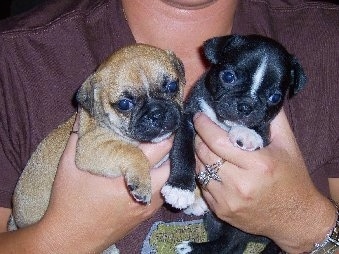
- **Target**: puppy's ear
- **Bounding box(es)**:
[76,74,97,114]
[203,35,244,64]
[289,56,307,97]
[166,50,185,79]
[203,37,224,64]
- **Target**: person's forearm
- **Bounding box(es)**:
[273,195,337,254]
[0,224,46,253]
[0,219,114,253]
[329,178,339,203]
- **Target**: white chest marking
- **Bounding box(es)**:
[199,99,235,132]
[251,56,268,97]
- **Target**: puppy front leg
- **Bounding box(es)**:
[76,136,151,204]
[161,113,197,209]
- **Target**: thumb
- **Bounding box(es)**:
[148,161,170,208]
[270,109,301,155]
[150,160,170,192]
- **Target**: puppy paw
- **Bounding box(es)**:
[176,241,193,254]
[126,176,151,204]
[229,126,263,151]
[183,197,209,216]
[161,185,195,209]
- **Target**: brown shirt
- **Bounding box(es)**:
[0,0,338,252]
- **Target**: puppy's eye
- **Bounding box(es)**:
[220,70,236,84]
[268,93,282,105]
[117,98,134,111]
[163,81,179,94]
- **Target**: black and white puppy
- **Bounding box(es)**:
[161,34,307,253]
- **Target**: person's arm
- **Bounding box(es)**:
[329,178,339,204]
[193,110,336,253]
[0,131,171,253]
[0,207,11,232]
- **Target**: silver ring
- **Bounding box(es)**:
[196,170,212,188]
[196,159,225,188]
[70,130,79,135]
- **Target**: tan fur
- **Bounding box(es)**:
[11,44,185,229]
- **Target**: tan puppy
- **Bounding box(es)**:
[10,44,185,229]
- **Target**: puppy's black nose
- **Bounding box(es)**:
[146,108,163,126]
[149,109,162,121]
[237,103,252,115]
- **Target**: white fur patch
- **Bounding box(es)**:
[229,126,263,151]
[161,185,195,209]
[199,99,233,131]
[184,196,209,216]
[199,99,263,151]
[251,56,268,98]
[176,241,193,254]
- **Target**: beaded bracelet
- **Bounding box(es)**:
[310,200,339,254]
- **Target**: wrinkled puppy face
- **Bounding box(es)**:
[77,44,185,142]
[203,35,306,128]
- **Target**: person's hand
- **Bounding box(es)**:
[193,110,336,253]
[36,119,171,253]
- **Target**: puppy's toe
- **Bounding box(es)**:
[184,197,209,216]
[126,178,151,204]
[161,185,195,209]
[229,126,263,151]
[236,139,243,147]
[128,188,151,204]
[176,241,193,254]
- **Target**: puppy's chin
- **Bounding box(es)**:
[129,126,176,143]
[213,98,268,128]
[128,103,181,143]
[213,108,257,127]
[216,105,281,128]
[151,132,173,143]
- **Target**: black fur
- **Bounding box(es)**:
[163,34,307,253]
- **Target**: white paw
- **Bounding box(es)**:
[229,126,263,151]
[176,241,192,254]
[161,185,195,209]
[184,197,209,216]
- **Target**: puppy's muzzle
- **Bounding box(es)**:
[145,106,165,128]
[131,101,181,142]
[237,102,253,116]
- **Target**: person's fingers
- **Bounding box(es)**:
[194,129,245,194]
[269,109,302,156]
[195,155,222,202]
[150,160,170,189]
[193,115,267,208]
[148,160,170,206]
[193,112,256,169]
[193,109,301,170]
[59,112,80,166]
[194,135,221,165]
[60,135,78,169]
[139,137,173,168]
